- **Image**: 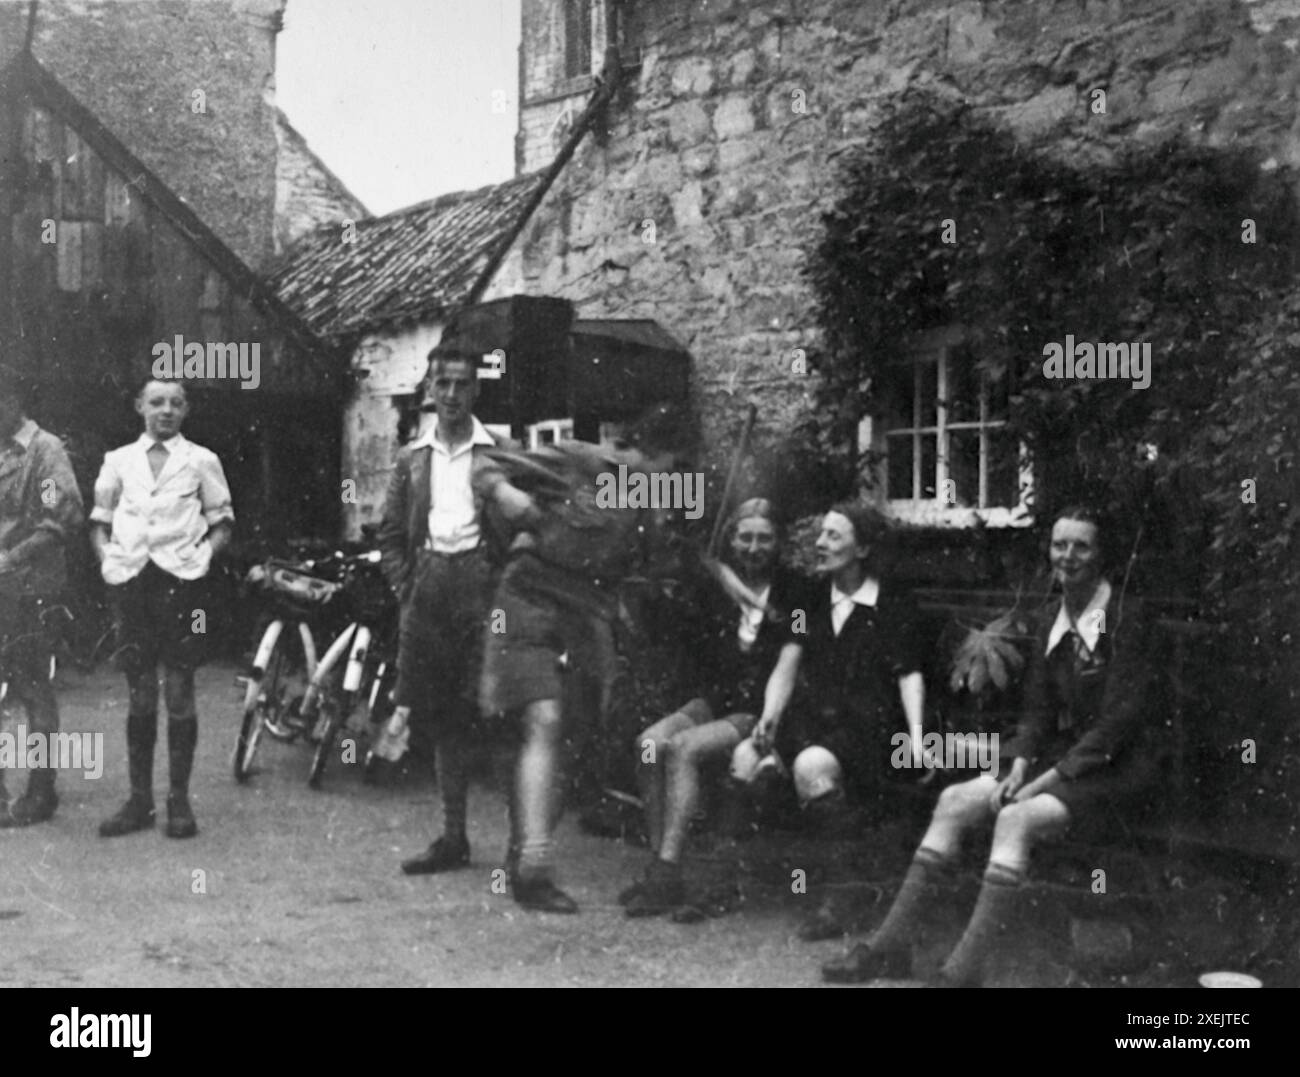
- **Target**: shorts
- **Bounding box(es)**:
[1010,735,1166,835]
[392,546,491,728]
[479,555,619,718]
[109,562,213,673]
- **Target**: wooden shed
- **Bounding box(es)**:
[0,51,345,547]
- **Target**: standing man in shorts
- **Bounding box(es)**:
[0,363,84,827]
[379,338,514,876]
[477,407,696,913]
[93,378,234,839]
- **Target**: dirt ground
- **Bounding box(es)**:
[0,663,1294,989]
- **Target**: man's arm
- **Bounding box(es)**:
[376,451,413,592]
[197,449,235,554]
[0,434,84,573]
[89,452,122,567]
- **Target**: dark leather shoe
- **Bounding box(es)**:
[0,791,58,828]
[165,792,198,839]
[624,861,685,918]
[822,943,912,983]
[512,875,579,914]
[401,836,471,875]
[671,883,741,923]
[99,795,156,838]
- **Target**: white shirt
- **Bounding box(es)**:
[829,576,880,637]
[91,433,234,585]
[413,416,494,554]
[1045,578,1112,656]
[736,583,771,653]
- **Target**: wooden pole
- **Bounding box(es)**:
[707,402,757,557]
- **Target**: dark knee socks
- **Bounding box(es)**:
[869,846,956,954]
[126,712,158,804]
[167,719,197,797]
[940,861,1025,986]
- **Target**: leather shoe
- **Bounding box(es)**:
[401,836,471,875]
[0,791,58,828]
[822,943,912,983]
[99,795,156,838]
[624,860,685,918]
[512,874,579,914]
[165,792,198,839]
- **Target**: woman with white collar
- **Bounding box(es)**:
[823,504,1164,985]
[732,501,930,937]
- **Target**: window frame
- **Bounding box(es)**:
[864,326,1034,529]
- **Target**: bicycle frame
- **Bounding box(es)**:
[300,621,371,722]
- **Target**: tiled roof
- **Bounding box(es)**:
[269,171,547,341]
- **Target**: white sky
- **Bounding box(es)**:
[277,0,522,217]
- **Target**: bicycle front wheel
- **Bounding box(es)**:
[308,686,353,790]
[235,645,284,782]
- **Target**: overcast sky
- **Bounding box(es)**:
[277,0,522,217]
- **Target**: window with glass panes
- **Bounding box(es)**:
[563,0,594,79]
[883,341,1021,510]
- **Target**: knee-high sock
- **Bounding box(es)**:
[939,861,1025,986]
[868,846,956,954]
[167,719,197,796]
[127,710,158,803]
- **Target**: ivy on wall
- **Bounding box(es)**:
[800,88,1300,821]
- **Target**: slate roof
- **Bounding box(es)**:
[269,171,547,342]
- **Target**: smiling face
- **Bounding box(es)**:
[730,514,778,582]
[427,357,479,433]
[1049,516,1102,594]
[135,380,189,440]
[814,511,868,579]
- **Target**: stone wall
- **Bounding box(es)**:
[2,0,288,271]
[493,0,1300,482]
[274,111,369,253]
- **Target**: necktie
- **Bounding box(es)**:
[147,441,168,480]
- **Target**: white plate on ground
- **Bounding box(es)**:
[1198,971,1262,988]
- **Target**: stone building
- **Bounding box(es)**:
[489,0,1300,539]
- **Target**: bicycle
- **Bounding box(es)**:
[233,547,398,789]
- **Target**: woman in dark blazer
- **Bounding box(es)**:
[823,504,1165,985]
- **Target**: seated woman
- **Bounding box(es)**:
[823,504,1165,985]
[622,498,812,918]
[733,501,929,939]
